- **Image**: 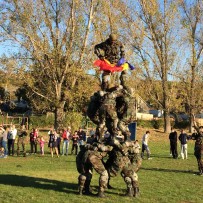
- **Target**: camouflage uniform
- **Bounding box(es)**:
[76,143,113,197]
[94,34,125,90]
[105,141,141,197]
[87,91,106,141]
[191,132,203,175]
[121,142,142,197]
[99,87,123,138]
[117,88,136,141]
[87,91,104,126]
[17,129,27,157]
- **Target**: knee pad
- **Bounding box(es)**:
[124,177,132,184]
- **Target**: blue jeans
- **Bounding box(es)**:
[78,140,84,146]
[2,141,8,156]
[62,140,69,155]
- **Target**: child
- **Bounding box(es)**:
[39,136,45,156]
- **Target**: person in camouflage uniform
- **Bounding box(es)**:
[116,68,137,141]
[99,86,123,139]
[86,90,106,141]
[117,88,136,141]
[17,125,28,157]
[191,126,203,175]
[121,140,142,197]
[94,34,125,90]
[76,142,113,197]
[105,140,142,197]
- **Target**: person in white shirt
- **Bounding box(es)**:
[8,125,17,156]
[141,131,151,160]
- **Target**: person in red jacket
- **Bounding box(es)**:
[62,127,71,156]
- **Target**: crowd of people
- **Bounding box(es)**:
[0,125,86,158]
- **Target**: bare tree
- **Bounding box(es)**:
[0,0,99,129]
[127,0,181,132]
[179,0,203,132]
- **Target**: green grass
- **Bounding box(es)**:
[0,136,203,203]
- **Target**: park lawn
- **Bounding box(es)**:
[0,128,202,203]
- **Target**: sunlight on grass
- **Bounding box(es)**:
[0,129,203,203]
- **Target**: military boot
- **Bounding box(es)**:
[83,179,94,195]
[125,187,134,197]
[97,190,106,198]
[134,187,139,197]
[79,186,83,195]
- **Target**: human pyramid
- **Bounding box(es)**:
[76,34,142,198]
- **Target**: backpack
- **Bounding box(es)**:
[7,131,13,139]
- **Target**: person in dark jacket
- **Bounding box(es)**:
[169,129,178,159]
[178,129,190,159]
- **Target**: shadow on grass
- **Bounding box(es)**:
[141,167,195,174]
[0,174,78,194]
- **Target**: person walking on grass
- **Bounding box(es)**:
[141,131,152,160]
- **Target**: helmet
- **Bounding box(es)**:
[109,34,117,42]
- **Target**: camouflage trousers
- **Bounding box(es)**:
[195,149,203,174]
[17,137,26,157]
[88,153,108,192]
[78,151,108,195]
[121,163,140,197]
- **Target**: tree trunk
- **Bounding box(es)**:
[54,105,65,130]
[189,110,194,133]
[164,111,171,133]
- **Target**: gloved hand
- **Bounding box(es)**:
[117,58,125,66]
[99,55,105,60]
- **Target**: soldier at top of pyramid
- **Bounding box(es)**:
[94,34,125,90]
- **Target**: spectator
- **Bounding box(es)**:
[87,133,97,144]
[169,129,178,159]
[48,129,59,158]
[1,126,8,158]
[34,128,39,153]
[30,128,38,154]
[39,136,45,156]
[17,125,27,157]
[71,131,79,155]
[0,125,5,148]
[141,131,152,160]
[62,127,71,156]
[8,125,17,156]
[179,129,190,160]
[56,133,61,155]
[77,127,86,148]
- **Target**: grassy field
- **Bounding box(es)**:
[0,128,202,203]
